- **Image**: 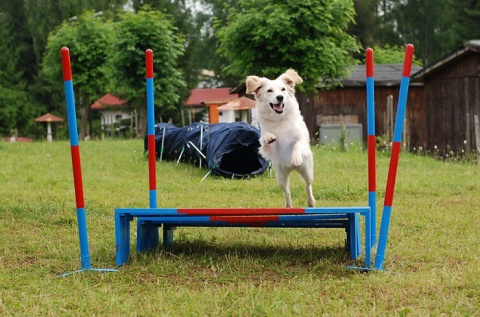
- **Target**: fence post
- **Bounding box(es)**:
[387,95,393,142]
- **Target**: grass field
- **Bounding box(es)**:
[1,139,479,316]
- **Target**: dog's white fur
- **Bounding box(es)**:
[246,69,315,208]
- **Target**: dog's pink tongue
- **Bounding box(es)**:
[273,104,283,112]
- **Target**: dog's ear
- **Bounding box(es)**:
[279,69,303,88]
[246,75,264,95]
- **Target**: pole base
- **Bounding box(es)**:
[59,267,117,277]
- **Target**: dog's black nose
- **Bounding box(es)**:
[276,95,284,102]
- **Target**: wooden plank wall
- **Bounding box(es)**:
[424,54,480,156]
[298,86,425,149]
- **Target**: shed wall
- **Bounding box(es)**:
[299,86,425,149]
[424,53,480,155]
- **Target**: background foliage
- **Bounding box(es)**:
[0,0,479,137]
[216,0,359,92]
[108,7,186,137]
[43,11,114,139]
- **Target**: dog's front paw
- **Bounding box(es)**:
[292,154,303,167]
[263,133,277,144]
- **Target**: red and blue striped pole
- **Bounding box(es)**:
[60,47,116,275]
[61,47,91,271]
[366,48,377,250]
[146,49,157,208]
[374,44,414,270]
[137,49,161,250]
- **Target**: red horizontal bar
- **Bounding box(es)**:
[210,215,279,226]
[178,208,305,216]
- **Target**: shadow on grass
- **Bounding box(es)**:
[128,238,364,280]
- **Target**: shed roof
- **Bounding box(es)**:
[411,40,480,81]
[218,97,256,111]
[339,63,423,87]
[185,88,237,106]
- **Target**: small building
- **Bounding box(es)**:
[91,93,133,136]
[218,96,257,126]
[185,88,238,124]
[310,64,424,148]
[411,40,480,155]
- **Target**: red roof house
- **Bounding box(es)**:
[91,94,131,136]
[185,88,237,124]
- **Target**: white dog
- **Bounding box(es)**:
[246,69,315,208]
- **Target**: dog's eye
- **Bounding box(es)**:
[281,88,286,91]
[267,89,273,93]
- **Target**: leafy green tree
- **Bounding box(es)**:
[349,0,381,50]
[108,7,186,136]
[131,0,202,89]
[394,0,455,66]
[0,0,129,137]
[450,0,480,44]
[0,11,33,136]
[42,11,114,139]
[216,0,360,92]
[369,44,422,66]
[198,0,240,87]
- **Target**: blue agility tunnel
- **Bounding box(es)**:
[145,122,269,179]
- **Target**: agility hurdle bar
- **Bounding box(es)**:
[374,44,414,270]
[60,47,116,275]
[114,48,386,268]
[60,44,412,270]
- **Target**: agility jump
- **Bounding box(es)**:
[61,44,414,271]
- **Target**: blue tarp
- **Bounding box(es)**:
[146,122,269,178]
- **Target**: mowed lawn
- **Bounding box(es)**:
[0,139,479,316]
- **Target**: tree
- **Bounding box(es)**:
[450,0,480,44]
[42,11,114,139]
[216,0,360,92]
[349,0,382,50]
[393,0,455,66]
[0,10,33,136]
[369,44,422,66]
[199,0,240,87]
[108,6,186,136]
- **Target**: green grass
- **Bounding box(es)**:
[1,140,479,315]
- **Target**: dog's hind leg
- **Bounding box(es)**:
[274,164,293,208]
[298,160,315,207]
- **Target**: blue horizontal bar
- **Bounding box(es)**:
[137,216,351,228]
[115,206,370,217]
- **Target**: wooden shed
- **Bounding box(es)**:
[305,64,424,148]
[411,40,480,156]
